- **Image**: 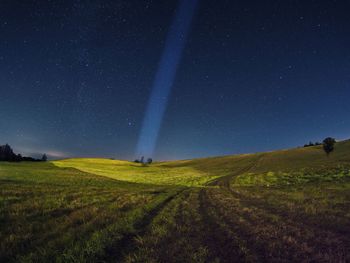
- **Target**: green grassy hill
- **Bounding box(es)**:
[1,140,350,262]
[54,139,350,186]
[184,139,350,173]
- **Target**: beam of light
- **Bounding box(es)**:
[136,0,199,158]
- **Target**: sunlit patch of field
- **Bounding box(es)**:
[1,140,350,262]
[53,158,219,187]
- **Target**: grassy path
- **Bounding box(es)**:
[119,186,262,262]
[105,188,186,262]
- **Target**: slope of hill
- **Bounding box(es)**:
[54,140,350,187]
[1,140,350,262]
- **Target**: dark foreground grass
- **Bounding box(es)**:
[1,140,350,262]
[122,181,350,262]
[0,162,182,262]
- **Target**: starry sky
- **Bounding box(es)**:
[1,0,350,160]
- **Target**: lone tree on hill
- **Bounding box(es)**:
[323,137,336,156]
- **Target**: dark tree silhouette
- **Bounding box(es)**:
[323,137,336,156]
[42,154,47,162]
[140,156,144,164]
[147,158,153,164]
[0,144,16,161]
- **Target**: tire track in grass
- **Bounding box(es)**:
[123,188,217,262]
[208,155,264,189]
[208,154,349,261]
[137,189,206,262]
[104,188,186,262]
[198,188,263,263]
[195,156,266,262]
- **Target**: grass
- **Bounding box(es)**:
[0,162,183,262]
[53,158,219,187]
[1,140,350,262]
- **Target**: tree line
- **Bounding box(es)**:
[0,144,47,162]
[303,141,322,147]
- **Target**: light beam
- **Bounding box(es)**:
[136,0,199,158]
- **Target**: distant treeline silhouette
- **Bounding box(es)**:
[0,144,47,162]
[303,141,322,147]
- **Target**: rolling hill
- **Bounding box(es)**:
[1,140,349,262]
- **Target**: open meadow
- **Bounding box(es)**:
[1,141,350,262]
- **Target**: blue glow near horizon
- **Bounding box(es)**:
[136,0,199,158]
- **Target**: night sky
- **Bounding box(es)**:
[1,0,350,160]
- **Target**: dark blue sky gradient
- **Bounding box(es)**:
[0,0,349,160]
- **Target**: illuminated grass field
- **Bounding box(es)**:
[1,141,350,262]
[53,158,220,187]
